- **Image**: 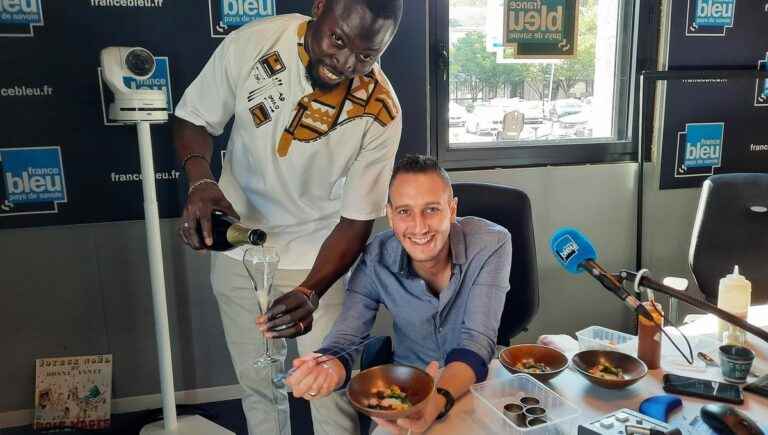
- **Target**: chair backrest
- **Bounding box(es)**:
[689,173,768,304]
[452,182,539,345]
[502,111,525,135]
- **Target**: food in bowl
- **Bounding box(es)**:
[572,350,647,389]
[361,385,411,411]
[348,364,433,419]
[588,359,625,380]
[515,358,552,373]
[499,345,568,381]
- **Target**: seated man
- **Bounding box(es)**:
[285,154,512,433]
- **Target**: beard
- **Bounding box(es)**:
[306,59,338,91]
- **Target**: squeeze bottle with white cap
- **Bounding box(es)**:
[716,265,751,345]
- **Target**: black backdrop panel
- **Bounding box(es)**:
[659,79,768,189]
[659,0,768,189]
[0,0,427,228]
[668,0,764,67]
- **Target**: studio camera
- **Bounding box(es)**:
[100,47,167,122]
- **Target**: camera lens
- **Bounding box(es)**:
[125,48,155,77]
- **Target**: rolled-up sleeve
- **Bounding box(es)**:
[317,255,381,388]
[174,32,240,136]
[447,231,512,382]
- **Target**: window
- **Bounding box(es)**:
[431,0,653,169]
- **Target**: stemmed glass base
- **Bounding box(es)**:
[253,354,281,368]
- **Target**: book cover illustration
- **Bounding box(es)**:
[34,354,112,431]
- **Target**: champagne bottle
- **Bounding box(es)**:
[198,210,267,251]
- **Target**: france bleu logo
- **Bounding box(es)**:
[686,0,735,36]
[0,147,67,216]
[122,57,173,112]
[209,0,276,38]
[755,52,768,107]
[675,123,724,178]
[553,235,578,264]
[0,0,44,37]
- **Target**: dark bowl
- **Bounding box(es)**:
[571,350,647,390]
[347,364,435,420]
[499,344,568,382]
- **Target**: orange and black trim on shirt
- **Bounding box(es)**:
[276,20,399,158]
[297,20,311,68]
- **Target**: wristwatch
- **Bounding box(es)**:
[435,387,455,420]
[295,286,319,309]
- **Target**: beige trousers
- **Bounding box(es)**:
[210,252,360,435]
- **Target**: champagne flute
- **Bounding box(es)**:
[242,246,284,368]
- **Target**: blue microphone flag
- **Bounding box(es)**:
[549,228,598,274]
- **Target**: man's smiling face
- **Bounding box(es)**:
[306,0,397,89]
[387,172,457,265]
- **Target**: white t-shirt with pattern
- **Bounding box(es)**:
[176,14,402,269]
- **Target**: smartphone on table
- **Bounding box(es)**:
[662,373,744,405]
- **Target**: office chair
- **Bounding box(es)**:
[453,182,540,344]
[497,111,525,141]
[689,173,768,304]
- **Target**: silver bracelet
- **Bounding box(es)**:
[187,178,218,195]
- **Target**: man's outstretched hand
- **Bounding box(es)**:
[285,353,346,400]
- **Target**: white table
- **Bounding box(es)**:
[375,305,768,434]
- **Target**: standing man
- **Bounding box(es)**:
[286,155,513,434]
[173,1,403,434]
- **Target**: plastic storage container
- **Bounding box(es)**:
[576,325,638,356]
[470,374,580,434]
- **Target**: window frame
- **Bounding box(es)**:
[429,0,660,169]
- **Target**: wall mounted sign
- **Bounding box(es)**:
[502,0,579,59]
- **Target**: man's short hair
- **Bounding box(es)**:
[333,0,404,29]
[388,154,452,202]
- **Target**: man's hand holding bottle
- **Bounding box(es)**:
[179,178,239,250]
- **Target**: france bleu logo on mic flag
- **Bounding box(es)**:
[550,228,597,274]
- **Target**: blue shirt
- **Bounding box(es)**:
[318,216,512,384]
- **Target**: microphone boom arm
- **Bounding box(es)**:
[581,261,654,321]
[584,262,624,293]
[618,270,768,344]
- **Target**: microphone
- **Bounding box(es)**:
[550,228,653,321]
